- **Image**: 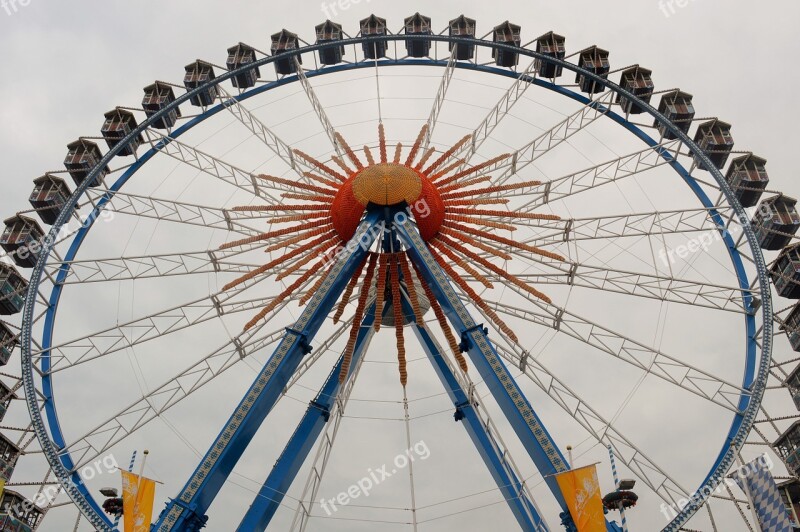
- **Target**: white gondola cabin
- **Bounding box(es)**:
[448,15,476,60]
[64,139,109,188]
[271,31,301,76]
[0,490,43,532]
[0,321,15,367]
[656,90,695,139]
[535,32,566,78]
[142,81,181,129]
[100,109,142,156]
[29,174,71,225]
[316,21,345,65]
[618,66,654,115]
[777,479,800,527]
[1,215,44,269]
[184,60,217,107]
[0,264,26,315]
[492,21,521,68]
[360,15,388,60]
[753,195,800,250]
[404,13,432,58]
[726,154,769,208]
[575,46,610,94]
[786,364,800,410]
[772,243,800,299]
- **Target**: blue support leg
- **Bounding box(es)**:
[152,212,384,531]
[236,300,382,531]
[403,298,548,531]
[393,218,571,509]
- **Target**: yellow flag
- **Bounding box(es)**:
[555,464,606,532]
[0,478,5,500]
[121,470,156,532]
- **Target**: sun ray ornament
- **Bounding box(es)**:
[222,124,564,385]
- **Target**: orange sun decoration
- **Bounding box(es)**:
[221,124,564,386]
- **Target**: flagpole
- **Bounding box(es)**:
[607,445,629,532]
[115,450,137,529]
[736,453,764,532]
[133,450,150,521]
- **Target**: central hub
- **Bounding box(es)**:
[352,163,423,206]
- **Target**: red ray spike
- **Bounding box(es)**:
[415,147,436,171]
[444,215,516,233]
[438,175,493,194]
[339,252,379,383]
[257,174,337,196]
[444,198,510,206]
[445,208,561,221]
[302,172,341,189]
[374,253,389,331]
[391,255,408,386]
[405,125,428,167]
[281,193,334,203]
[429,239,493,289]
[270,212,331,224]
[430,159,466,181]
[220,222,333,250]
[231,204,330,212]
[276,238,340,281]
[336,132,365,171]
[424,134,472,174]
[393,143,403,164]
[441,180,542,200]
[244,258,328,331]
[434,154,512,186]
[293,149,348,183]
[437,234,552,304]
[264,228,333,253]
[332,155,355,177]
[438,227,512,260]
[412,259,469,373]
[333,256,369,323]
[442,221,565,261]
[363,146,375,166]
[398,253,422,324]
[379,123,388,164]
[427,246,518,343]
[223,230,337,292]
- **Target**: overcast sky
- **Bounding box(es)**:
[2,1,800,531]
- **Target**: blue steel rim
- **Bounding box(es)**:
[19,33,771,531]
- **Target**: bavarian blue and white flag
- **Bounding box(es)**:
[732,456,793,532]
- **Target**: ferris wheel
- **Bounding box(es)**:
[2,11,800,532]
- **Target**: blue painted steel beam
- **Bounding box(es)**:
[152,212,384,531]
[236,300,383,531]
[392,216,571,510]
[402,301,548,531]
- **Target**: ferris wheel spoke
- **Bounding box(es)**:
[42,250,256,285]
[489,339,692,509]
[464,259,751,313]
[142,128,290,204]
[507,139,684,211]
[421,46,459,152]
[34,267,299,373]
[62,313,354,472]
[84,188,262,236]
[474,289,748,412]
[453,59,538,166]
[294,60,345,157]
[487,91,615,186]
[516,206,732,246]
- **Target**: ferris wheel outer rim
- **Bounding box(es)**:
[17,33,772,531]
